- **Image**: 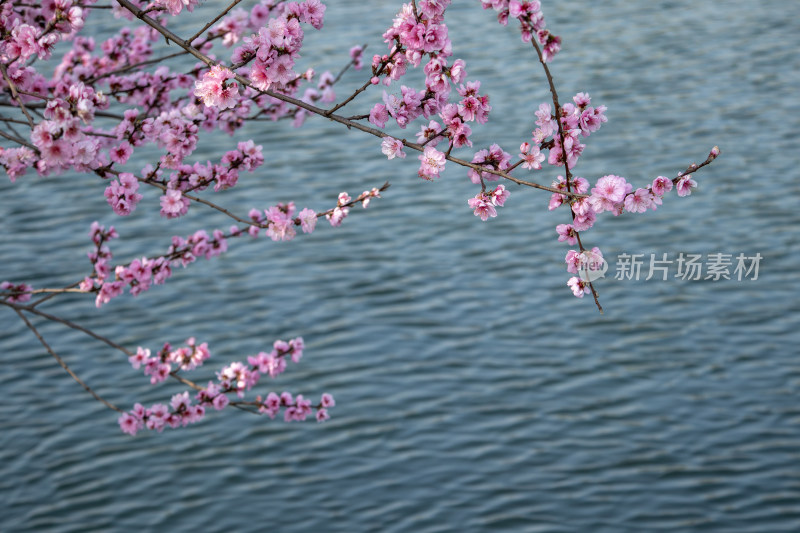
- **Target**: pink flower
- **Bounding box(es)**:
[651,176,673,196]
[676,174,697,197]
[349,45,364,69]
[170,391,191,411]
[118,413,142,436]
[194,65,239,109]
[298,208,317,233]
[265,392,281,411]
[129,347,151,369]
[491,184,510,206]
[565,249,583,274]
[381,136,406,159]
[589,174,630,214]
[572,210,596,231]
[468,193,497,221]
[316,409,330,422]
[624,188,654,213]
[320,393,335,408]
[249,61,272,91]
[156,0,200,16]
[369,103,389,128]
[1,281,33,303]
[104,173,142,216]
[212,393,229,411]
[299,0,326,29]
[109,142,133,165]
[556,224,578,245]
[519,142,545,170]
[567,276,590,298]
[160,188,190,218]
[418,146,446,180]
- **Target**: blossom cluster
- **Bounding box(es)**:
[468,184,510,221]
[119,336,334,435]
[480,0,561,61]
[369,1,496,183]
[208,0,326,102]
[552,143,716,298]
[84,222,173,307]
[85,184,382,309]
[0,281,33,304]
[326,187,383,226]
[128,338,211,384]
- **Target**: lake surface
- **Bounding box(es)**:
[2,1,799,531]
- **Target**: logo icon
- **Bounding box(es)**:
[577,250,608,282]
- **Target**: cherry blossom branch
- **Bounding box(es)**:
[112,0,581,198]
[530,35,602,311]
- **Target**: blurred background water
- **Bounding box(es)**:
[1,1,799,531]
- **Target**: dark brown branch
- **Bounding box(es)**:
[3,300,134,357]
[14,308,123,412]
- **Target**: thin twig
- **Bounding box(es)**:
[3,300,134,357]
[14,308,123,412]
[186,0,244,45]
[0,127,37,150]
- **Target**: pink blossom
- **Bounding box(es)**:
[265,392,282,412]
[651,176,673,196]
[159,188,190,218]
[289,337,304,362]
[299,0,326,29]
[320,393,335,408]
[491,184,510,206]
[109,142,133,165]
[118,413,142,436]
[349,45,364,69]
[327,206,348,227]
[212,393,229,411]
[519,142,545,170]
[565,249,583,274]
[567,276,590,298]
[104,173,142,216]
[369,103,389,128]
[572,210,596,231]
[556,224,578,245]
[128,347,151,370]
[1,281,33,303]
[589,174,630,213]
[468,193,497,221]
[170,391,191,411]
[298,208,317,233]
[194,65,239,109]
[624,188,654,213]
[381,136,406,159]
[676,174,697,197]
[265,205,297,241]
[418,146,446,180]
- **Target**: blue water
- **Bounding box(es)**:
[2,1,799,531]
